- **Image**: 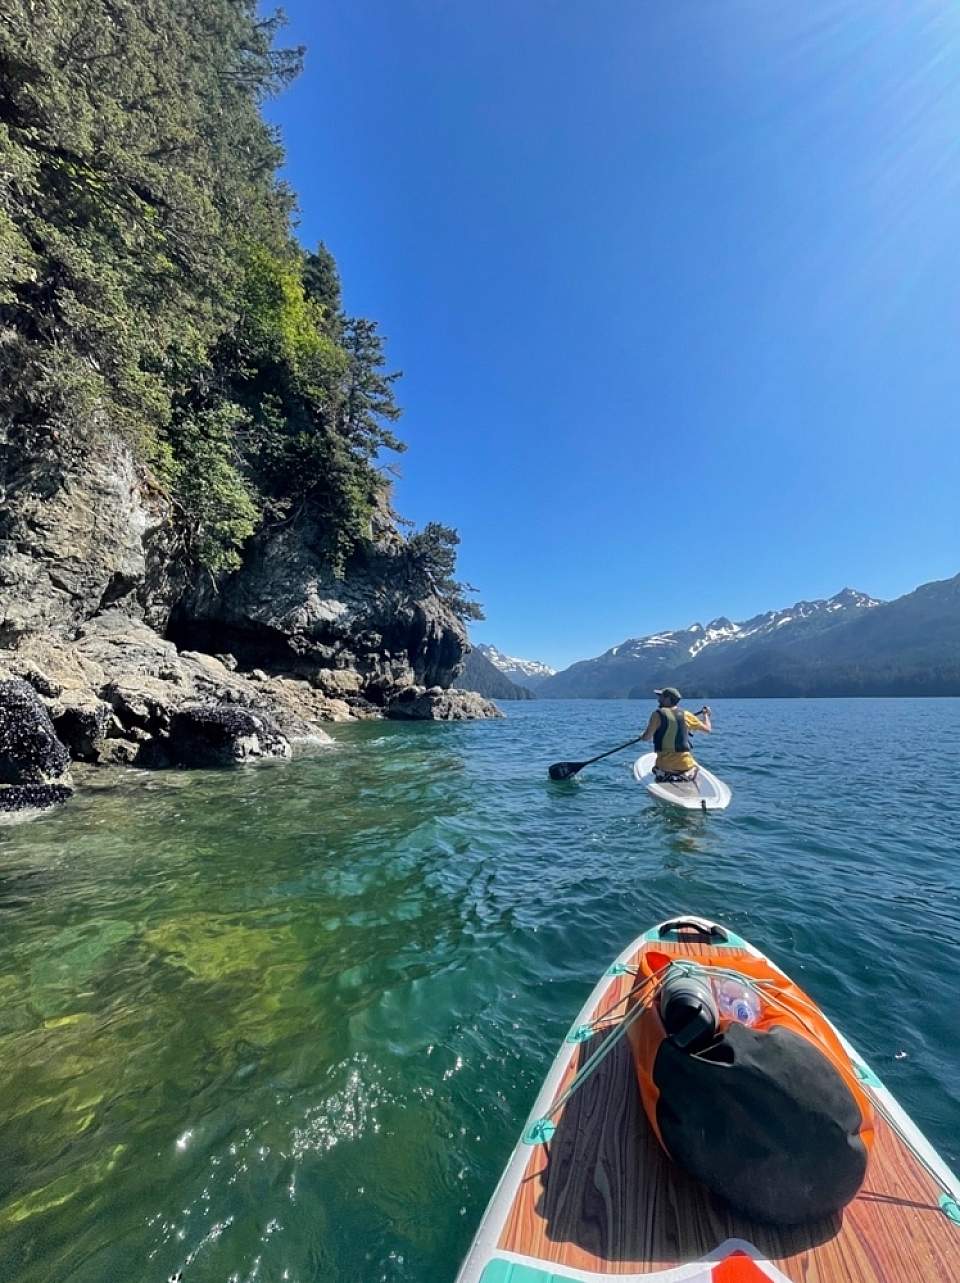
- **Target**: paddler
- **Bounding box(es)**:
[639,687,712,782]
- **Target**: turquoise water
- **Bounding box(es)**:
[0,698,958,1282]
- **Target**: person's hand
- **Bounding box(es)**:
[698,705,712,717]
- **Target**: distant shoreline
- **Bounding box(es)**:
[527,691,960,700]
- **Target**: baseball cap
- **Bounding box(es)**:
[654,686,682,702]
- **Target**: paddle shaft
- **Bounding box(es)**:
[575,733,646,770]
[550,708,712,779]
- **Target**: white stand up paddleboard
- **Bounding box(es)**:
[633,752,731,811]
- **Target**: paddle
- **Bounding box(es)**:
[548,734,646,781]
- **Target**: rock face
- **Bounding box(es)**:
[0,432,171,640]
[0,414,497,814]
[179,508,467,706]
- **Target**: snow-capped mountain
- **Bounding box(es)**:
[474,644,556,690]
[457,649,533,700]
[603,590,879,666]
[540,589,882,698]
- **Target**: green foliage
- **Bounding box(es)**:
[167,405,259,572]
[0,1,479,620]
[0,0,297,449]
[236,243,344,393]
[407,524,484,622]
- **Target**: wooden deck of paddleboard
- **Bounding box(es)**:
[497,940,958,1280]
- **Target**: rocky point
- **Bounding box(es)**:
[0,432,498,813]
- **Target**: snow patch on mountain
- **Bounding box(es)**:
[475,644,556,682]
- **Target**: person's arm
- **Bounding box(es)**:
[687,703,713,733]
[682,703,713,733]
[639,711,660,743]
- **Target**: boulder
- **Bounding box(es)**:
[96,739,141,767]
[0,782,74,813]
[53,700,113,760]
[385,687,504,721]
[311,668,363,697]
[166,705,292,767]
[0,678,71,783]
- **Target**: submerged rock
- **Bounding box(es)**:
[0,782,73,813]
[167,705,292,767]
[385,686,503,721]
[0,678,71,783]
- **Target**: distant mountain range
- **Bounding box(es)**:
[474,645,556,691]
[457,648,533,700]
[537,574,960,698]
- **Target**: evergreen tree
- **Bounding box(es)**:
[407,524,484,622]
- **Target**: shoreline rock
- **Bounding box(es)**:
[0,782,74,814]
[386,686,504,721]
[0,613,502,812]
[0,678,72,783]
[0,679,74,813]
[166,705,291,768]
[0,435,501,817]
[1,614,336,761]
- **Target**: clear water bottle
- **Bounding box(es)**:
[714,977,761,1026]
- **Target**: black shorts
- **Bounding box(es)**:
[654,767,698,784]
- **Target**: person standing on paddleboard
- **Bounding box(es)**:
[639,687,712,783]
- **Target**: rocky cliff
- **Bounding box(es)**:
[0,431,499,813]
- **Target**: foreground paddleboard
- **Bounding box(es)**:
[456,916,960,1283]
[634,752,732,810]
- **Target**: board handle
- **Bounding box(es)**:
[657,918,729,942]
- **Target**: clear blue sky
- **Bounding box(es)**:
[264,1,960,669]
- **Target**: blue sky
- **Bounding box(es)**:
[264,1,960,669]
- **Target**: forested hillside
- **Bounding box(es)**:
[457,649,533,701]
[0,0,476,609]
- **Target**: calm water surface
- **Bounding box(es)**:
[0,699,958,1282]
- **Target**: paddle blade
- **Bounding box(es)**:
[548,761,583,781]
